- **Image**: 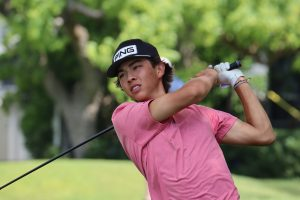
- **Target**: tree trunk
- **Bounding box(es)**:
[43,2,116,157]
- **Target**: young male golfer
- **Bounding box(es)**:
[107,39,275,200]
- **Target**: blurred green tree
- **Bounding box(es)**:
[0,0,119,157]
[174,0,300,177]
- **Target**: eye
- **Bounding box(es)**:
[133,64,142,70]
[117,72,124,79]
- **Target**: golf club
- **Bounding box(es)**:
[229,60,242,70]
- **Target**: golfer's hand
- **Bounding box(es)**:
[213,62,230,72]
[212,62,244,87]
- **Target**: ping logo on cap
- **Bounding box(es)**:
[113,45,137,62]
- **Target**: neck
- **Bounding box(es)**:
[151,82,166,99]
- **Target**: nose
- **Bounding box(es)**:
[127,71,136,83]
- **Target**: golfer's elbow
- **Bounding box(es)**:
[265,129,276,145]
[257,126,276,145]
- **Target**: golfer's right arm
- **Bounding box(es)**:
[150,68,217,122]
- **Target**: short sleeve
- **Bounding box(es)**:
[200,106,238,142]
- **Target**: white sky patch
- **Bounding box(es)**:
[0,18,6,55]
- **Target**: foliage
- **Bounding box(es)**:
[1,0,116,158]
[92,0,300,178]
[223,128,300,178]
[84,130,127,159]
[0,0,66,157]
[1,0,300,176]
[20,88,54,158]
[0,44,54,157]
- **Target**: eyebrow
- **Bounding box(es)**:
[128,59,143,67]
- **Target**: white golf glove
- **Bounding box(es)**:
[213,62,230,72]
[213,62,244,87]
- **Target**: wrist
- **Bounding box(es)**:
[236,76,247,82]
[231,76,245,86]
[234,77,250,89]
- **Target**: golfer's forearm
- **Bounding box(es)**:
[189,68,218,102]
[182,73,216,103]
[235,79,275,142]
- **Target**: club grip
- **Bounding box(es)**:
[229,60,242,70]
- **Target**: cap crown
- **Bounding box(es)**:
[107,39,159,77]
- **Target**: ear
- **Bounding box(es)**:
[156,62,165,78]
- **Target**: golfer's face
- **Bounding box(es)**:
[117,58,162,102]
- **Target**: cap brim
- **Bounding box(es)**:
[160,57,173,69]
[106,56,133,77]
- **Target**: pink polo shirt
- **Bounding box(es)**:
[112,101,239,200]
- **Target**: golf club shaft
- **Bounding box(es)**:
[0,125,114,191]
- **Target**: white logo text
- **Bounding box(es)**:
[113,45,137,62]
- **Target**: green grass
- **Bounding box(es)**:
[0,159,146,200]
[0,159,299,200]
[234,175,300,200]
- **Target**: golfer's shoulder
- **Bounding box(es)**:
[187,104,214,113]
[112,101,150,119]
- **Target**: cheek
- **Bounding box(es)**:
[119,77,126,86]
[144,72,159,85]
[119,81,132,95]
[119,80,127,90]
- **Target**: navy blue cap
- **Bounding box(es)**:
[107,39,160,77]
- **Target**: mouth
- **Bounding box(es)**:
[130,84,141,93]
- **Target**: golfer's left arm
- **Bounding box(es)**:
[222,77,276,145]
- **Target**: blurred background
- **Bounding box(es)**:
[0,0,299,199]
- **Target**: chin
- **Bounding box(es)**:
[132,95,150,102]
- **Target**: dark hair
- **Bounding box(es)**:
[115,57,173,93]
